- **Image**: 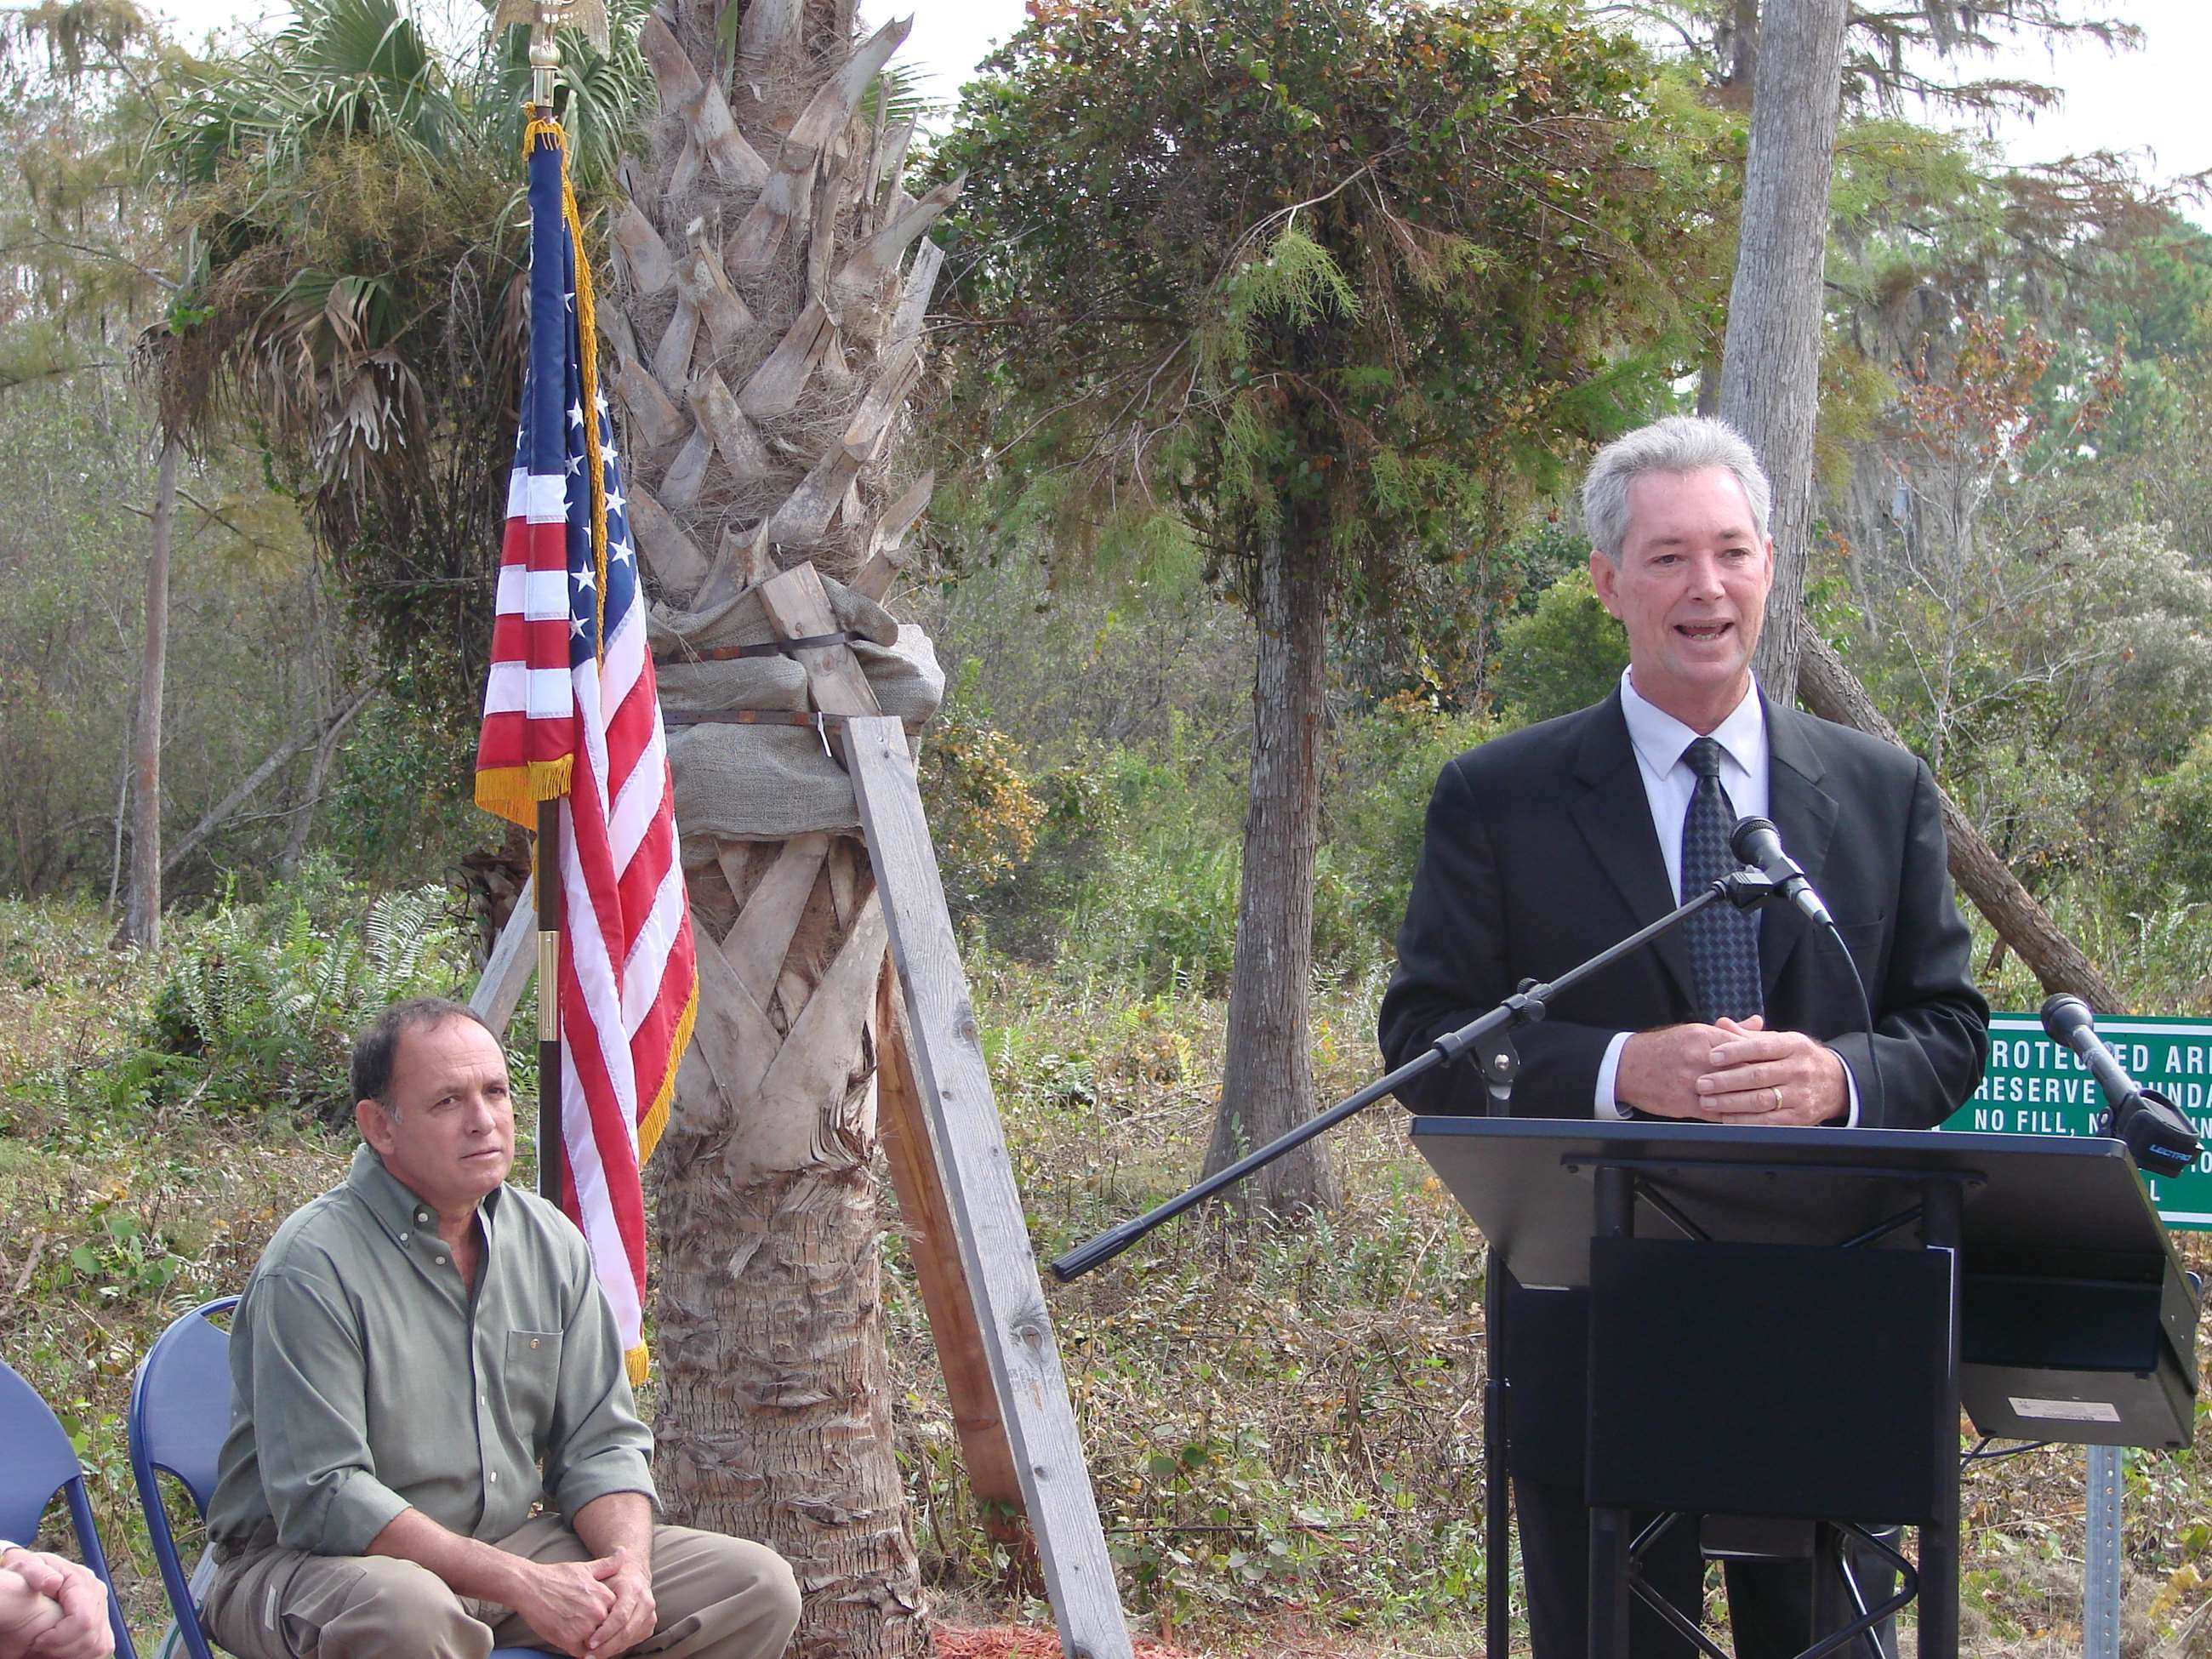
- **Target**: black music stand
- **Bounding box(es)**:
[1411,1118,2198,1659]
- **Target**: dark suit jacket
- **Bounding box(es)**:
[1377,687,1989,1478]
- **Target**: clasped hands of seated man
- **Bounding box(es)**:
[1616,1016,1849,1126]
[369,1497,656,1659]
[514,1548,656,1659]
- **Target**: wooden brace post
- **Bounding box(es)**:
[755,563,1131,1655]
[755,566,1038,1551]
[845,713,1135,1659]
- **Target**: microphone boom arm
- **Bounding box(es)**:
[1048,869,1779,1282]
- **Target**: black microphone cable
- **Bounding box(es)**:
[1831,919,1885,1132]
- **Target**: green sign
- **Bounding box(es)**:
[1941,1012,2212,1231]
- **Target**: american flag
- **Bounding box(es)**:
[476,117,696,1383]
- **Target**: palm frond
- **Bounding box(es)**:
[151,0,459,183]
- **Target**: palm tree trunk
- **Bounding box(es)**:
[1202,510,1338,1213]
[606,6,957,1653]
[653,835,924,1659]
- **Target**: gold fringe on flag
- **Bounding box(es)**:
[636,978,696,1171]
[475,757,575,830]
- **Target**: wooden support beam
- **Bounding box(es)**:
[470,876,539,1032]
[720,833,830,1008]
[875,961,1034,1559]
[757,564,881,715]
[845,715,1134,1659]
[751,565,1125,1639]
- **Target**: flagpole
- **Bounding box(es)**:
[524,0,565,1211]
[536,794,567,1208]
[483,0,679,1377]
[522,5,569,1212]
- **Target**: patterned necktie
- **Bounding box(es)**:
[1679,737,1763,1022]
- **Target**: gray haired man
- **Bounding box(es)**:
[1380,415,1987,1656]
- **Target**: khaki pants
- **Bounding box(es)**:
[202,1516,799,1659]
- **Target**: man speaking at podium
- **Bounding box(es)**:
[1377,416,1988,1657]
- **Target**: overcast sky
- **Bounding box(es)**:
[154,0,2212,212]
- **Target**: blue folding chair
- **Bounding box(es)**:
[127,1297,238,1659]
[129,1295,550,1659]
[0,1354,138,1659]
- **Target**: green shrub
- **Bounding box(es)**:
[323,694,494,885]
[918,663,1048,911]
[1068,832,1244,995]
[1492,565,1628,724]
[1327,695,1499,949]
[2139,729,2212,901]
[138,861,478,1122]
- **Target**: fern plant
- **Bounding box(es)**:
[145,873,473,1122]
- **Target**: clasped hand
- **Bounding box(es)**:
[516,1549,656,1659]
[1616,1016,1846,1126]
[0,1548,114,1659]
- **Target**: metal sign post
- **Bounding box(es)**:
[2084,1445,2122,1659]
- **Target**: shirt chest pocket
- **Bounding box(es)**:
[504,1328,563,1435]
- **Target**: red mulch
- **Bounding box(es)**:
[932,1628,1196,1659]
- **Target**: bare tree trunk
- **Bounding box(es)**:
[162,687,373,876]
[280,687,374,876]
[1725,0,1759,90]
[1203,514,1337,1214]
[1795,621,2122,1007]
[1719,0,1848,706]
[107,743,131,915]
[119,436,180,949]
[1719,2,2119,1009]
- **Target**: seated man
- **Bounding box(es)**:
[0,1543,114,1659]
[202,998,800,1659]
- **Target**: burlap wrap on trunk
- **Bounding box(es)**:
[653,573,944,850]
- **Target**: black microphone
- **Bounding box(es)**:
[2041,994,2201,1180]
[1728,816,1835,929]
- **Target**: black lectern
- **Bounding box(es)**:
[1411,1117,2200,1659]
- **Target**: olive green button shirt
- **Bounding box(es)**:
[208,1144,656,1556]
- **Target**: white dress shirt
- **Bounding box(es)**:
[1593,669,1857,1125]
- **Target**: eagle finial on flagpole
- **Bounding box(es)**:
[491,0,610,109]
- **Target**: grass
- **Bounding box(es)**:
[7,897,2212,1655]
